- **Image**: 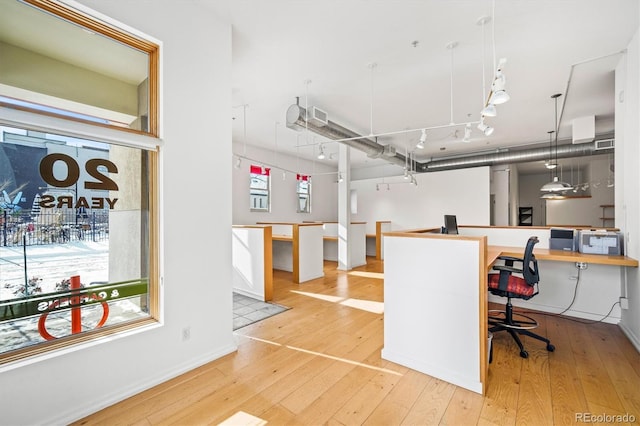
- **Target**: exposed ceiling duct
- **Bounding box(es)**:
[285,100,614,174]
[420,137,614,172]
[286,100,409,169]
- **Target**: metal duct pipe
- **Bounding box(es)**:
[286,100,613,174]
[419,140,613,172]
[285,102,409,168]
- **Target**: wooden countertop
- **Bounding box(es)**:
[488,245,638,267]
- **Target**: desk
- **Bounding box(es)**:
[382,229,638,396]
[487,245,638,268]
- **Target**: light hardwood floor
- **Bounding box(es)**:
[76,258,640,425]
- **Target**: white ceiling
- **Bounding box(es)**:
[205,0,637,174]
[2,0,637,175]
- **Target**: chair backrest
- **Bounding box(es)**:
[522,236,540,285]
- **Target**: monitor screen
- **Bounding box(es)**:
[444,215,458,235]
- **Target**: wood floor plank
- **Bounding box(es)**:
[362,368,431,425]
[545,316,590,425]
[480,332,522,425]
[330,360,404,425]
[567,320,626,413]
[72,258,640,426]
[588,322,640,419]
[440,387,484,425]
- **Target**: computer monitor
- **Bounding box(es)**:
[444,215,458,235]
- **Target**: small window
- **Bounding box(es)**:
[250,165,270,212]
[297,174,311,213]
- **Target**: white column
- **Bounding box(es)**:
[338,143,351,270]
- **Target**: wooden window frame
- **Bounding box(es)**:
[0,0,160,366]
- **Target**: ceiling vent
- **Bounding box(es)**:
[308,106,328,127]
[594,138,614,150]
[383,145,396,157]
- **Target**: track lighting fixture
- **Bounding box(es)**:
[477,119,494,136]
[481,103,497,117]
[337,172,344,183]
[317,144,325,160]
[463,123,472,142]
[234,157,242,169]
[489,63,510,105]
[416,129,427,149]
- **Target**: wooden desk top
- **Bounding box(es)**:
[488,245,638,267]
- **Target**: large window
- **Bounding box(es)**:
[0,0,159,365]
[250,165,270,212]
[297,174,311,213]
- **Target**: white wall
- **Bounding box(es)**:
[232,142,338,224]
[350,167,490,234]
[619,23,640,351]
[490,168,510,226]
[0,2,236,424]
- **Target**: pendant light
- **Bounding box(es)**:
[541,93,572,193]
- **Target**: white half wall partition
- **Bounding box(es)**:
[257,222,324,283]
[232,225,273,301]
[321,222,367,267]
[382,232,488,394]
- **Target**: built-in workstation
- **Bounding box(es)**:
[381,220,638,395]
[256,222,324,284]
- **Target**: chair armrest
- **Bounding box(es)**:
[497,255,523,262]
[492,264,523,274]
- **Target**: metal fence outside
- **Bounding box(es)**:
[1,209,109,246]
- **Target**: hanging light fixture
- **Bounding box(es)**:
[544,130,557,169]
[541,93,572,193]
[317,144,325,160]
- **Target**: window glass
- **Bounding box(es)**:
[297,174,311,213]
[0,1,159,366]
[0,125,153,357]
[250,165,270,212]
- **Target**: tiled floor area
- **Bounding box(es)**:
[232,293,289,330]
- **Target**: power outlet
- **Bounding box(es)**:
[182,326,191,341]
[575,262,588,270]
[620,297,629,310]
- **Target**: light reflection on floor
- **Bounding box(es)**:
[290,290,383,314]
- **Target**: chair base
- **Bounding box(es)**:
[489,301,555,359]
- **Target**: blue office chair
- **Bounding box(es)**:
[488,236,555,359]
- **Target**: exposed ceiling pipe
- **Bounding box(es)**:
[285,101,409,168]
[285,99,614,174]
[420,138,613,172]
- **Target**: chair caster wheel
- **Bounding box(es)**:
[520,350,529,359]
[547,344,555,352]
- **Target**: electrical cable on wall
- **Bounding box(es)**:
[517,267,620,325]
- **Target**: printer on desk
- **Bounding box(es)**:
[549,228,624,255]
[578,230,624,255]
